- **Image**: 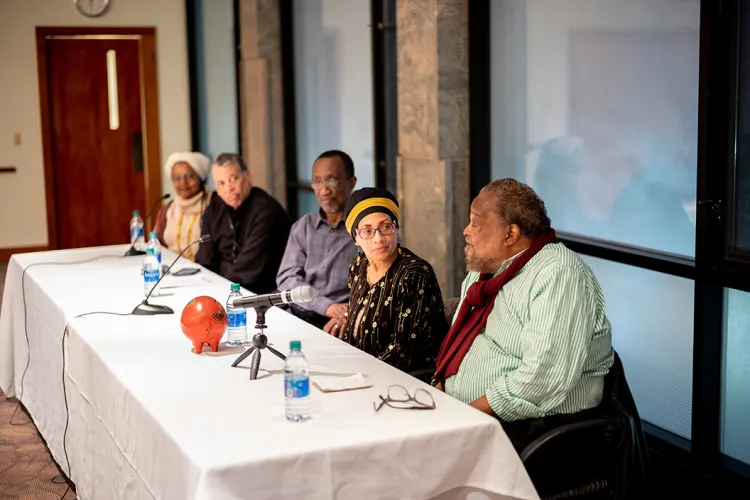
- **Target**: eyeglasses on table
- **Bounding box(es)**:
[373,384,436,412]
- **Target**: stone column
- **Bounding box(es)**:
[397,0,470,298]
[238,0,287,206]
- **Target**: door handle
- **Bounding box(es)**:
[132,131,144,173]
[698,199,722,221]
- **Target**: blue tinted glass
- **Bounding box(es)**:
[721,288,750,464]
[581,255,694,439]
[293,0,375,187]
[297,190,319,218]
[490,0,700,257]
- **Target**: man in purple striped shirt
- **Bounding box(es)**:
[276,150,359,330]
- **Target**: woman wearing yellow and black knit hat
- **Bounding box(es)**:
[326,187,448,374]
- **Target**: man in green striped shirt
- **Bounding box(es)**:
[440,179,614,422]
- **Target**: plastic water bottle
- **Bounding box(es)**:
[284,340,311,422]
[143,248,160,297]
[226,283,248,346]
[130,210,145,251]
[148,231,162,265]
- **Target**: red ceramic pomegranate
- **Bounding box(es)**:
[180,296,228,353]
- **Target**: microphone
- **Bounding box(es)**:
[229,285,315,372]
[124,194,172,257]
[232,286,314,310]
[131,234,212,315]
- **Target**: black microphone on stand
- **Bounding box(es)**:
[230,286,314,378]
[124,194,172,257]
[232,286,315,310]
[131,234,211,316]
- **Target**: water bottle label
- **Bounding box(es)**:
[156,251,162,264]
[285,375,309,398]
[227,311,247,328]
[144,269,159,283]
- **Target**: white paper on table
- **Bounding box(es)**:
[312,373,372,393]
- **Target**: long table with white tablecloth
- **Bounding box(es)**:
[0,245,538,500]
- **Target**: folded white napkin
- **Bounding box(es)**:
[312,373,372,393]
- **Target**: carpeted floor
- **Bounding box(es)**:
[0,391,75,499]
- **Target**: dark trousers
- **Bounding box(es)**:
[500,406,604,452]
[501,407,615,498]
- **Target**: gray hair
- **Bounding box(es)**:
[212,152,248,172]
[481,178,551,239]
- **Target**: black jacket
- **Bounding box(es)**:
[196,187,291,294]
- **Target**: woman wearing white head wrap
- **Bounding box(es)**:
[154,152,213,261]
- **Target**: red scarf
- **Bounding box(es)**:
[433,229,558,384]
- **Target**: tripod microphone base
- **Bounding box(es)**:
[232,331,286,380]
[132,301,174,315]
[124,247,146,257]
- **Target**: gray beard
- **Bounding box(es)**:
[323,203,342,214]
[465,248,497,274]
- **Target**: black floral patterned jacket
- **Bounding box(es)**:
[342,246,448,373]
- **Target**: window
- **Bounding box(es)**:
[733,4,750,254]
[477,0,750,483]
[188,0,240,161]
[293,0,376,187]
[581,256,694,439]
[722,288,750,465]
[297,190,319,217]
[489,0,699,439]
[490,0,700,257]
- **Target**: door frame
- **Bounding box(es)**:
[35,27,162,249]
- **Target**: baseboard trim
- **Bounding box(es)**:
[0,245,49,262]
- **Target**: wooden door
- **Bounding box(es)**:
[37,29,162,250]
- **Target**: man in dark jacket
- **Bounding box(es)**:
[196,153,291,294]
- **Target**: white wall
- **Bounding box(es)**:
[293,0,375,187]
[0,0,191,248]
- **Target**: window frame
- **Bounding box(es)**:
[470,0,750,484]
[278,0,396,220]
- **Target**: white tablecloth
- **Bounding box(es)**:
[0,246,538,500]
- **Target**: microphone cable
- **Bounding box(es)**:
[5,253,128,498]
[10,254,125,425]
[57,309,133,500]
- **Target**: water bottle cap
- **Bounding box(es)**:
[150,231,157,238]
[290,340,301,350]
[146,248,154,255]
[231,283,240,291]
[133,210,140,216]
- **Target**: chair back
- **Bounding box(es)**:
[443,297,460,324]
[517,351,651,500]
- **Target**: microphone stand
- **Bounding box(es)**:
[124,194,171,257]
[231,306,286,380]
[131,234,211,316]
